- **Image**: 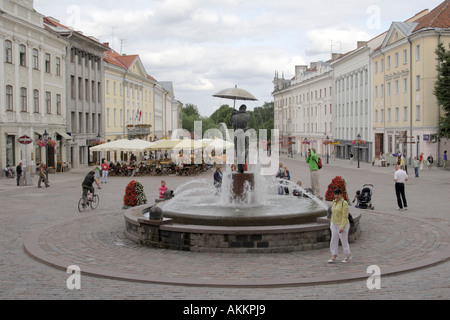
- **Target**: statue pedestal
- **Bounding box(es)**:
[231,173,255,204]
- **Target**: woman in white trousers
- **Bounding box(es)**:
[328,188,351,263]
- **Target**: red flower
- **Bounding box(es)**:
[325,176,349,202]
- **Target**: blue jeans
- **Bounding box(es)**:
[414,167,419,177]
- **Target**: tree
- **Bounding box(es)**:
[433,42,450,140]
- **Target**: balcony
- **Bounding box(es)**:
[127,124,152,138]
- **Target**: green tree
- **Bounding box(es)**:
[433,42,450,140]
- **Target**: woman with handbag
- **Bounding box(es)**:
[328,188,351,264]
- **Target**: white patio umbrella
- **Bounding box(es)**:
[90,139,155,152]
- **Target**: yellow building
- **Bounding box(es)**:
[371,1,450,163]
[103,46,157,162]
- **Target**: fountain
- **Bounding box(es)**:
[124,95,361,253]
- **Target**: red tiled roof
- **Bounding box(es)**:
[103,47,157,82]
[414,0,450,32]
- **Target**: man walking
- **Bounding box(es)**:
[443,151,447,168]
[394,165,408,211]
[306,148,321,200]
[413,157,419,178]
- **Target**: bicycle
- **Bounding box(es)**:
[78,188,100,212]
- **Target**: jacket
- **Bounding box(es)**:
[331,198,350,230]
[306,150,319,171]
[159,185,168,199]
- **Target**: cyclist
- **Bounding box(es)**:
[82,171,101,202]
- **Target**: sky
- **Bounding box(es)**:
[33,0,444,117]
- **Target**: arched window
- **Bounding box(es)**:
[5,40,12,63]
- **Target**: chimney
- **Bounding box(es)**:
[332,53,343,61]
[357,41,368,49]
[103,42,110,48]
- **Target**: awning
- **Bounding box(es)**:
[56,132,72,140]
[34,130,45,136]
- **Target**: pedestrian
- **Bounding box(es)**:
[282,166,291,195]
[443,151,447,168]
[94,162,101,183]
[427,155,434,170]
[214,166,223,195]
[352,190,361,208]
[159,180,168,199]
[394,165,408,211]
[306,148,321,199]
[349,152,354,165]
[413,156,420,178]
[328,188,352,264]
[37,163,49,188]
[276,163,284,195]
[16,162,23,186]
[419,152,424,171]
[101,159,109,183]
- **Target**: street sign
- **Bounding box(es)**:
[18,135,33,145]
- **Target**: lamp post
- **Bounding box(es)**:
[356,133,361,169]
[304,137,308,158]
[325,135,330,164]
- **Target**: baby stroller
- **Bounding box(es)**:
[358,184,374,210]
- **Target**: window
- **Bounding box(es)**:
[394,80,399,95]
[375,109,378,122]
[6,85,13,111]
[92,81,96,102]
[395,107,399,122]
[56,57,61,76]
[56,94,61,115]
[85,79,89,101]
[380,59,384,72]
[32,49,39,69]
[46,92,51,114]
[33,89,39,113]
[403,78,408,93]
[387,108,391,122]
[387,56,391,69]
[416,75,421,91]
[71,76,76,99]
[403,106,408,122]
[380,84,384,98]
[387,82,391,96]
[416,45,421,61]
[5,40,12,63]
[45,54,51,73]
[395,52,399,68]
[20,87,27,112]
[416,105,421,121]
[403,49,407,64]
[107,108,110,127]
[19,45,26,67]
[375,86,378,99]
[375,61,378,74]
[78,77,83,99]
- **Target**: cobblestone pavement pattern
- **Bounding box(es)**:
[0,156,449,299]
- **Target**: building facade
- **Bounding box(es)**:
[103,47,158,161]
[0,0,69,173]
[331,39,383,162]
[273,62,334,159]
[44,17,107,168]
[371,2,450,163]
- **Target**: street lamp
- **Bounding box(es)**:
[325,135,330,164]
[304,137,308,158]
[356,133,361,169]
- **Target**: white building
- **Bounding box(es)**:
[331,38,384,162]
[273,61,334,159]
[0,0,69,172]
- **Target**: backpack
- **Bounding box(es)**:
[315,157,323,170]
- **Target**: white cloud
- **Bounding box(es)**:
[33,0,445,116]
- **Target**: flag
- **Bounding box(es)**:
[139,111,142,122]
[135,109,140,121]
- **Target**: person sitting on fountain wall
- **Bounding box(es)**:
[282,166,291,195]
[214,166,223,195]
[159,180,168,199]
[306,148,322,200]
[293,181,303,197]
